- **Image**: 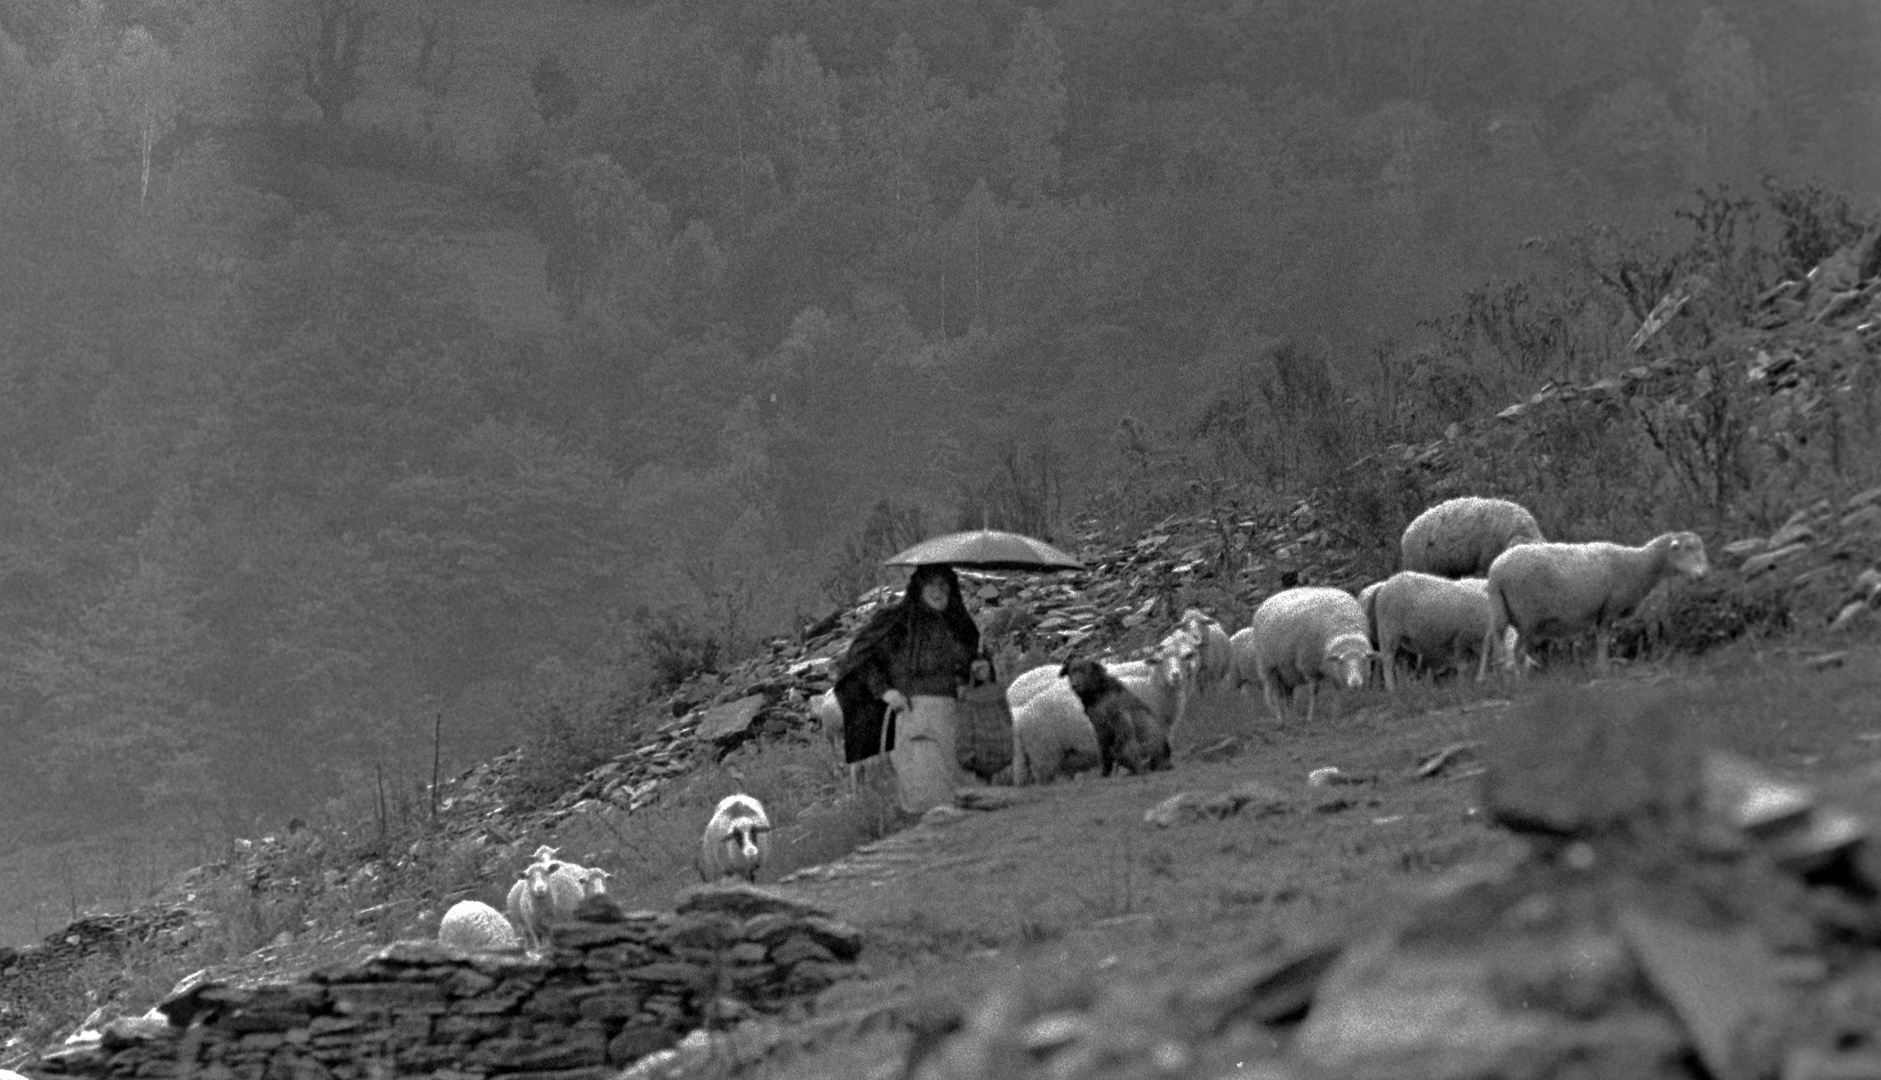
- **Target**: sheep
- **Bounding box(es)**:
[1006,644,1194,784]
[1006,619,1205,727]
[1400,496,1545,578]
[1479,531,1710,679]
[1231,586,1376,724]
[698,793,772,883]
[438,899,522,952]
[1172,608,1234,691]
[1010,682,1104,784]
[811,687,843,756]
[1060,658,1172,776]
[1369,572,1517,689]
[505,859,563,952]
[550,862,611,900]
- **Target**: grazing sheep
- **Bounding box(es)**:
[1061,658,1172,776]
[1232,586,1376,724]
[1479,531,1710,679]
[1010,683,1103,784]
[698,794,772,883]
[1401,497,1545,578]
[505,859,562,952]
[1369,572,1517,689]
[438,899,522,952]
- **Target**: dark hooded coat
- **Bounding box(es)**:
[833,564,982,764]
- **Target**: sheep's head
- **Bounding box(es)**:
[1660,531,1709,578]
[522,861,560,898]
[1323,632,1375,690]
[581,868,612,896]
[726,817,769,862]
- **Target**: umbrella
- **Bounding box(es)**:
[882,529,1082,571]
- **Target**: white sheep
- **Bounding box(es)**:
[504,859,562,952]
[1171,608,1234,691]
[1400,496,1545,578]
[1231,586,1375,724]
[437,899,522,952]
[1010,681,1104,784]
[1479,531,1710,679]
[1006,643,1194,785]
[550,862,611,901]
[698,793,772,883]
[1369,572,1516,689]
[1006,619,1204,729]
[811,687,843,755]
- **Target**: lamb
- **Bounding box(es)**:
[437,899,522,952]
[1400,496,1545,578]
[1060,658,1172,776]
[1479,531,1710,679]
[1369,572,1515,689]
[697,793,772,883]
[1231,586,1376,724]
[504,859,563,952]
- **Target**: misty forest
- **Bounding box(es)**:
[0,0,1876,845]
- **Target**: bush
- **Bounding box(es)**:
[637,608,721,694]
[504,674,653,811]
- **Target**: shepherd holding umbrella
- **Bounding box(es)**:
[833,530,1082,816]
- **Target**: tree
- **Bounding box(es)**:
[295,0,375,132]
[1679,7,1768,182]
[993,8,1064,204]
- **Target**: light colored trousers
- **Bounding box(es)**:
[887,694,963,814]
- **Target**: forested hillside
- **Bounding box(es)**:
[0,0,1875,843]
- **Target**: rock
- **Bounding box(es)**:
[693,694,768,744]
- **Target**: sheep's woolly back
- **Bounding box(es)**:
[1482,531,1709,674]
[1245,587,1374,715]
[699,794,773,883]
[1401,497,1544,578]
[1010,687,1102,784]
[438,900,521,952]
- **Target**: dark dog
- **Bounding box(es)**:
[1059,658,1172,777]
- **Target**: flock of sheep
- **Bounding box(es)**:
[436,496,1711,952]
[829,495,1712,791]
[435,794,774,954]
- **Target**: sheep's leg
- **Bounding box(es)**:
[1382,640,1398,692]
[1595,627,1611,676]
[1304,681,1317,725]
[1261,674,1284,725]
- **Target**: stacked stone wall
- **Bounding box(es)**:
[29,888,861,1080]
